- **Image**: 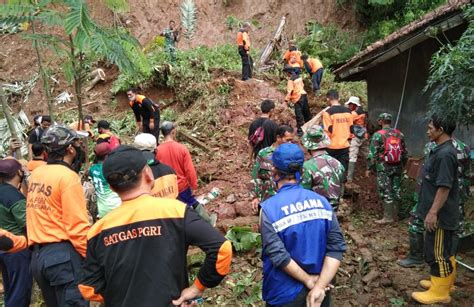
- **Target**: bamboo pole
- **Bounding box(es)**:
[0,86,22,158]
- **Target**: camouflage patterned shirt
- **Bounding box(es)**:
[301,151,344,205]
[367,127,407,174]
[251,146,276,201]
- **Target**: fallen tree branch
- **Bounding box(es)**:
[60,101,96,112]
[177,130,213,154]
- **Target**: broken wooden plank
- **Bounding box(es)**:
[60,101,96,112]
[177,130,213,154]
[258,15,287,69]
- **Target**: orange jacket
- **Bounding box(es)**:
[70,121,94,138]
[307,58,323,73]
[26,164,90,257]
[283,50,303,67]
[352,110,366,126]
[26,159,46,172]
[151,174,179,199]
[236,31,251,50]
[323,105,354,149]
[285,77,307,103]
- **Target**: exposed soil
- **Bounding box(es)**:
[1,1,472,306]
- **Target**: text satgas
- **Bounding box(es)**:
[281,198,324,216]
[28,182,52,196]
[103,226,162,246]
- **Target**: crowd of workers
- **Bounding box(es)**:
[0,20,470,307]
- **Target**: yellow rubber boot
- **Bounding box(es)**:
[419,256,456,291]
[412,275,452,304]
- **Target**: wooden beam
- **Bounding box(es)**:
[257,16,287,69]
[177,130,213,154]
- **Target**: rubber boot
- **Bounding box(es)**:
[412,275,452,304]
[392,201,399,222]
[194,203,217,227]
[347,162,356,182]
[375,200,394,224]
[397,232,424,267]
[420,256,456,292]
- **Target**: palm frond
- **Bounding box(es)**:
[64,0,94,37]
[180,0,197,40]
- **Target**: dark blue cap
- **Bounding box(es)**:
[272,143,304,174]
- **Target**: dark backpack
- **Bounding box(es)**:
[249,120,266,147]
[379,129,403,164]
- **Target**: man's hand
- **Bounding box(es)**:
[424,211,438,232]
[251,198,260,214]
[172,284,203,306]
[365,170,371,178]
[149,121,155,130]
[306,285,326,307]
[304,275,319,289]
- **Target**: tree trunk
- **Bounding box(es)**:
[0,86,22,158]
[68,35,89,170]
[257,16,287,69]
[31,20,55,123]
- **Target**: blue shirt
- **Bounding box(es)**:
[260,183,346,305]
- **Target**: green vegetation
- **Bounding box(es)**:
[425,5,474,126]
[180,0,197,41]
[113,43,242,107]
[225,226,262,253]
[301,0,448,65]
[297,22,363,64]
[1,0,149,125]
[225,15,243,31]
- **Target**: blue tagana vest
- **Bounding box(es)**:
[261,183,333,305]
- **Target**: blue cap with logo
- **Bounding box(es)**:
[272,143,305,174]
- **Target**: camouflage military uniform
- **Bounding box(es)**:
[301,152,344,210]
[409,139,471,235]
[367,124,407,221]
[300,125,344,210]
[163,28,178,62]
[251,146,277,202]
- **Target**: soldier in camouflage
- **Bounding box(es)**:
[251,125,295,213]
[398,138,471,268]
[366,113,408,224]
[301,125,344,211]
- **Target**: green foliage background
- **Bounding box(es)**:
[425,5,474,126]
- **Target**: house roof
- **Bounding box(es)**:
[334,0,470,81]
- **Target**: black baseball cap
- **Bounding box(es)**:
[97,120,110,129]
[103,146,147,187]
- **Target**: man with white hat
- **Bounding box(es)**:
[344,96,368,183]
[133,133,178,199]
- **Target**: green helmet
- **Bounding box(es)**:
[302,125,330,151]
[378,113,393,121]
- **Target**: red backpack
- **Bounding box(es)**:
[378,129,403,164]
[249,120,267,147]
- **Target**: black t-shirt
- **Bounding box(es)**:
[416,140,459,230]
[248,117,278,157]
[28,127,45,144]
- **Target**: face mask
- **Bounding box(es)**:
[71,145,86,173]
